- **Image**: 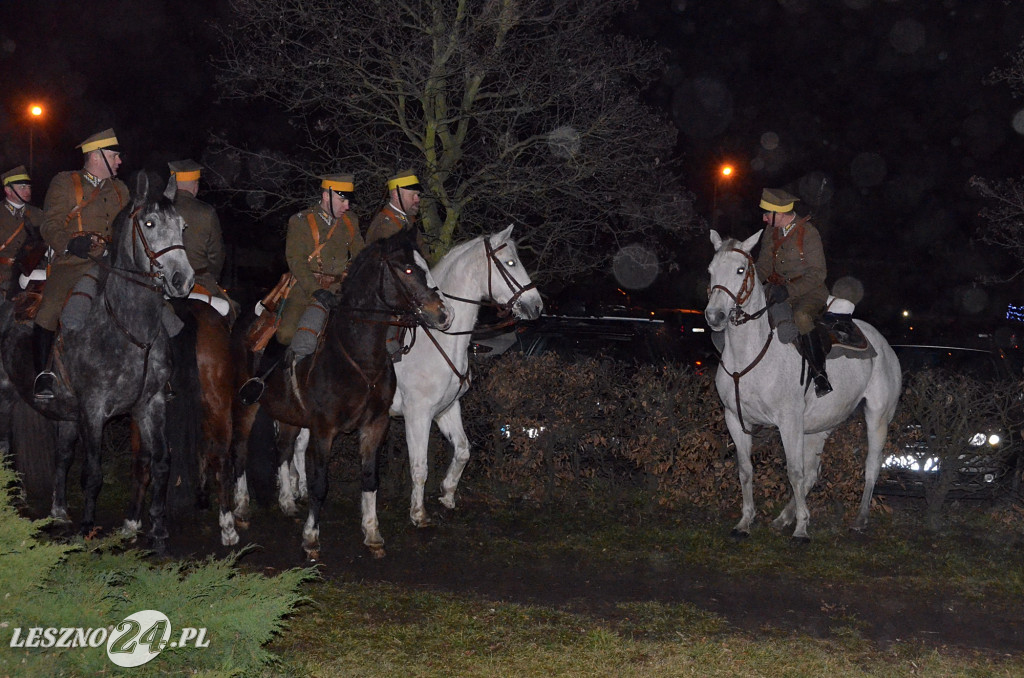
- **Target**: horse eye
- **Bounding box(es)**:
[737,266,745,275]
[506,259,516,267]
[145,220,155,229]
[404,267,414,275]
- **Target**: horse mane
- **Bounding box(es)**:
[338,229,419,307]
[431,235,484,281]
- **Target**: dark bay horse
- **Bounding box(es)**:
[0,171,194,548]
[231,230,450,560]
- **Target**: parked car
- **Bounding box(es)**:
[878,343,1024,497]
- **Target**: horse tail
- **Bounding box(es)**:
[165,300,201,514]
[246,405,278,508]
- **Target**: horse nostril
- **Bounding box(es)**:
[172,271,184,291]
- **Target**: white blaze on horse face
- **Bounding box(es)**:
[487,229,543,320]
[137,207,194,297]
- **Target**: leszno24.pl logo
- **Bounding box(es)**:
[8,610,209,668]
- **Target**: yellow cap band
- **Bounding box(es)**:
[80,136,119,153]
[172,170,201,182]
[3,173,30,186]
[322,179,354,192]
[760,199,794,212]
[388,174,420,191]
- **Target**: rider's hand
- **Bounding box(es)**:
[312,288,337,309]
[66,235,93,259]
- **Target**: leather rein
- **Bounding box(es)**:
[710,247,773,435]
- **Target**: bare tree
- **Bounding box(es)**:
[973,41,1024,274]
[215,0,697,278]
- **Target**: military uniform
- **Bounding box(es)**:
[277,205,364,344]
[175,190,225,294]
[0,167,42,295]
[365,169,425,252]
[755,217,827,334]
[37,168,127,331]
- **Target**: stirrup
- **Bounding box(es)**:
[238,377,265,406]
[33,371,57,400]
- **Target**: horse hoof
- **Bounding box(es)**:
[221,530,240,547]
[791,535,811,545]
[49,509,72,525]
[234,517,250,530]
[304,549,320,563]
[367,544,386,559]
[729,529,749,541]
[412,515,436,529]
[438,495,456,510]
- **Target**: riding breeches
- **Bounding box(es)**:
[35,257,94,331]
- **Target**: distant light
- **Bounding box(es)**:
[901,310,910,318]
[988,434,1001,446]
[720,165,734,177]
[29,104,43,117]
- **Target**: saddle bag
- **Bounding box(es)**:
[245,273,296,353]
[13,280,44,323]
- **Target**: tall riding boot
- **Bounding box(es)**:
[238,339,287,405]
[32,325,57,400]
[800,332,833,397]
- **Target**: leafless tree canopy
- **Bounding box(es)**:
[216,0,697,279]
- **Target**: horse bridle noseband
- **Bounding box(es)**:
[710,247,774,435]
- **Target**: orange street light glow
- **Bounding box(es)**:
[720,165,734,178]
[29,104,43,117]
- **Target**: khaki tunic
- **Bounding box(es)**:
[755,218,828,335]
[37,170,128,330]
[0,201,40,294]
[276,206,364,344]
[365,204,425,253]
[174,191,225,296]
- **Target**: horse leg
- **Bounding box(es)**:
[134,397,171,550]
[124,420,148,538]
[437,402,471,511]
[773,431,827,534]
[854,400,897,531]
[777,420,812,542]
[301,428,337,561]
[292,428,309,500]
[724,410,757,538]
[49,422,78,524]
[275,423,301,517]
[356,415,390,558]
[77,414,106,537]
[404,408,435,527]
[229,403,258,527]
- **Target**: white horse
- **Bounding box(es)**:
[274,226,543,524]
[704,230,901,541]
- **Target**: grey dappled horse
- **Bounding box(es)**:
[704,230,901,541]
[274,226,542,526]
[0,171,194,548]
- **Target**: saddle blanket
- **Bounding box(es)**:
[185,283,230,317]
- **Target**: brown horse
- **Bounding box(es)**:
[230,230,450,560]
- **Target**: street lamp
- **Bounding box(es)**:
[28,104,44,175]
[711,163,735,229]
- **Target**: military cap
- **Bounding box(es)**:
[168,159,203,182]
[1,166,31,186]
[387,169,421,192]
[76,128,120,154]
[320,173,354,198]
[759,187,799,213]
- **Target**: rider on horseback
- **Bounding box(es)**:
[754,187,833,397]
[0,166,42,298]
[365,169,426,255]
[33,129,128,400]
[238,173,365,405]
[168,159,229,306]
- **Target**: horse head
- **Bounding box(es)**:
[113,170,195,297]
[346,230,451,330]
[484,225,543,320]
[704,229,763,331]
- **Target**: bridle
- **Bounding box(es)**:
[415,238,537,387]
[128,206,187,281]
[710,246,774,435]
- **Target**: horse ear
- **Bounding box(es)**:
[495,223,514,242]
[740,231,761,253]
[131,171,150,208]
[710,229,723,250]
[164,174,178,201]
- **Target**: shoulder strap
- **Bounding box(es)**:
[0,221,24,254]
[306,212,347,264]
[64,173,107,231]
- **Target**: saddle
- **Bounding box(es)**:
[245,273,296,353]
[817,312,875,360]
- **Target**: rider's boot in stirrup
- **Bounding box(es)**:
[32,325,57,400]
[800,332,833,398]
[238,339,287,406]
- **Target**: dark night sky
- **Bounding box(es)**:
[2,0,1024,327]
